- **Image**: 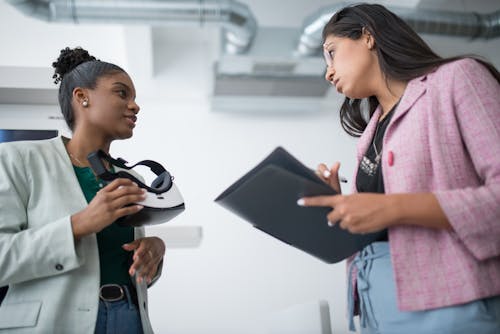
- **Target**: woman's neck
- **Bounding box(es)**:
[66,132,111,167]
[376,79,407,120]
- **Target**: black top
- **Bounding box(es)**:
[356,103,399,242]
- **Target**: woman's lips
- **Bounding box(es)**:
[125,115,137,127]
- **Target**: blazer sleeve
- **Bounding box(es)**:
[0,144,81,286]
[434,59,500,261]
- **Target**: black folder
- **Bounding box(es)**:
[215,147,386,264]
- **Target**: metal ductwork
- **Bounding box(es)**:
[212,27,330,113]
[7,0,257,54]
[6,1,500,113]
[215,2,499,113]
[297,2,500,56]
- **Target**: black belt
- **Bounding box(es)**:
[99,284,138,307]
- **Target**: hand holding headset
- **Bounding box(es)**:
[87,150,185,227]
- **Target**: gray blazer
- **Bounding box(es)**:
[0,137,161,333]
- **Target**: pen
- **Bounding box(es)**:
[320,169,348,183]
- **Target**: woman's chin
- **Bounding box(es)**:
[338,85,355,97]
[117,130,134,140]
[344,90,367,100]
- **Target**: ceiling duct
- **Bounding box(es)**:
[8,1,500,113]
[212,27,329,113]
[213,2,500,113]
[7,0,257,54]
[297,2,500,56]
[7,0,327,113]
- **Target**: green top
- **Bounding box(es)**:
[72,165,134,286]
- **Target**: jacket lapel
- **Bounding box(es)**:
[52,136,89,210]
[390,75,427,126]
[354,74,428,186]
[357,106,381,160]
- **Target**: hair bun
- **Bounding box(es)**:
[52,47,97,84]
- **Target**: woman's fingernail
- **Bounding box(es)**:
[297,199,305,206]
[327,221,334,227]
[323,170,331,178]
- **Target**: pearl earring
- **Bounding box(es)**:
[82,99,89,107]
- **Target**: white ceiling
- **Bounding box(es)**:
[0,0,499,105]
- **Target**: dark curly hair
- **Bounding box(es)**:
[322,3,500,137]
[52,47,125,131]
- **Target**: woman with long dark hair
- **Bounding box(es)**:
[299,3,500,333]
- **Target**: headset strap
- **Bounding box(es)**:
[87,150,172,194]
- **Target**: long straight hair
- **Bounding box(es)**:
[322,3,500,137]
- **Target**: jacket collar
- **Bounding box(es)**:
[357,106,381,159]
[390,73,428,126]
[356,73,428,159]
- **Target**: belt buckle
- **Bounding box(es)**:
[99,284,124,302]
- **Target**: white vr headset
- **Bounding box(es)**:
[88,150,185,227]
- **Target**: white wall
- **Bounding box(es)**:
[131,101,357,334]
[1,0,499,333]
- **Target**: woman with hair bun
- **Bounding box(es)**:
[0,47,164,334]
[298,3,500,333]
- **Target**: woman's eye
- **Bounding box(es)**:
[118,90,127,98]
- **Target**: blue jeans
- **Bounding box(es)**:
[348,242,500,334]
[94,285,143,334]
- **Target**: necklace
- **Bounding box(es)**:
[372,122,383,164]
[359,121,385,177]
[372,100,401,162]
[359,100,400,177]
[68,150,105,188]
[68,152,87,166]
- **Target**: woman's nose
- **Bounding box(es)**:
[130,100,140,114]
[325,66,335,82]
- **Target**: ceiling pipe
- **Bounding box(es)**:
[297,2,500,56]
[6,0,257,54]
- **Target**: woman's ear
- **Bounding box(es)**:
[73,87,89,108]
[362,27,375,50]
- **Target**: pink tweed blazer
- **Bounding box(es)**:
[350,58,500,312]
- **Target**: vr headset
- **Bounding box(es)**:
[87,150,185,227]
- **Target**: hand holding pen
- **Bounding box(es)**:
[314,161,346,194]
